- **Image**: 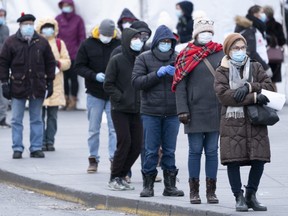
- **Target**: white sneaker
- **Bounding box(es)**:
[121,178,135,190]
[108,177,125,191]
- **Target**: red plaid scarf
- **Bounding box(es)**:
[171,41,223,92]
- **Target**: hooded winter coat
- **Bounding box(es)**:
[104,28,141,113]
[214,56,274,165]
[117,8,139,32]
[131,25,177,116]
[36,17,71,106]
[55,0,86,60]
[176,1,193,43]
[0,9,9,51]
[74,26,120,100]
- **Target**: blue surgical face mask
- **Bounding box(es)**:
[0,17,5,25]
[42,27,55,38]
[20,24,34,38]
[130,38,144,51]
[62,6,73,13]
[99,34,112,44]
[197,32,213,45]
[231,50,246,62]
[259,13,267,23]
[176,9,183,18]
[158,42,172,52]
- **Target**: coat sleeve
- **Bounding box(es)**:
[103,57,122,102]
[131,55,161,90]
[58,40,71,71]
[0,39,11,82]
[44,41,56,83]
[175,78,189,114]
[77,17,86,46]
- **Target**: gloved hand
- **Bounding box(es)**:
[166,65,176,76]
[178,113,190,124]
[257,93,270,105]
[233,83,249,103]
[96,72,105,82]
[265,68,273,78]
[1,82,11,100]
[46,82,53,98]
[156,66,167,77]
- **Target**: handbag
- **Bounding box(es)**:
[247,104,279,126]
[267,46,284,64]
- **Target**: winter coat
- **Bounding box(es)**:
[266,17,286,48]
[175,48,224,134]
[176,1,193,43]
[117,8,139,31]
[0,30,55,99]
[0,24,9,51]
[36,17,71,106]
[214,56,274,165]
[132,25,177,116]
[104,28,141,113]
[55,0,86,60]
[75,26,120,100]
[234,16,269,70]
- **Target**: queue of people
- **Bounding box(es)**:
[0,0,286,212]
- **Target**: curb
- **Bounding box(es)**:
[0,169,230,216]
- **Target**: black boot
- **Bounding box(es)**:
[163,169,184,197]
[189,178,201,204]
[235,190,248,212]
[206,177,219,204]
[140,171,157,197]
[245,189,267,211]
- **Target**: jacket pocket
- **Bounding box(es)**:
[10,73,26,96]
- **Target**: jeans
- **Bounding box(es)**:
[11,97,44,152]
[187,131,219,179]
[227,160,265,196]
[86,94,116,162]
[42,106,58,145]
[142,114,179,174]
[0,81,9,121]
[110,110,143,179]
[64,60,78,97]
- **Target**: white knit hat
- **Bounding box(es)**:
[192,11,214,39]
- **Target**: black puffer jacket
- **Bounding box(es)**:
[132,25,177,116]
[74,33,120,100]
[0,30,55,99]
[104,28,141,113]
[176,1,193,43]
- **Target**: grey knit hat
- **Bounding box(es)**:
[192,15,214,39]
[99,19,115,36]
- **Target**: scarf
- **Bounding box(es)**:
[246,14,266,38]
[226,56,251,119]
[171,41,222,92]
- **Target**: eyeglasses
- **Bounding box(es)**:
[197,20,214,25]
[231,45,247,51]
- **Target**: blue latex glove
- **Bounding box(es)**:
[156,66,167,77]
[166,65,175,76]
[96,72,105,82]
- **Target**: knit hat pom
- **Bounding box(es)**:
[192,10,214,39]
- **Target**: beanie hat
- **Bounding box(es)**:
[99,19,115,37]
[130,21,152,36]
[223,33,247,56]
[192,11,214,39]
[17,12,36,23]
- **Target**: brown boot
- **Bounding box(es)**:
[206,177,219,204]
[87,157,98,173]
[67,96,77,110]
[60,95,70,110]
[189,178,201,204]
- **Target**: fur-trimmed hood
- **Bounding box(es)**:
[234,15,252,28]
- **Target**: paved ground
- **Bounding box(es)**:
[0,105,288,216]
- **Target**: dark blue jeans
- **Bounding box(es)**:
[227,160,265,196]
[42,106,58,145]
[141,114,180,174]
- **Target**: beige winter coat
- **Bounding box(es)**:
[36,17,71,106]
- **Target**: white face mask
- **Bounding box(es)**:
[197,32,213,45]
[122,22,131,29]
[99,34,112,44]
[130,38,144,51]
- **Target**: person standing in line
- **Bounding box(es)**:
[173,15,223,204]
[117,8,139,32]
[0,13,55,159]
[36,18,71,151]
[75,19,120,173]
[214,33,274,212]
[263,5,286,92]
[56,0,86,110]
[175,1,194,43]
[104,28,144,191]
[132,25,184,198]
[0,8,10,128]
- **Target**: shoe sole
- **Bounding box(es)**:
[87,170,97,174]
[107,185,125,191]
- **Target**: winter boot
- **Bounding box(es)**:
[163,169,184,196]
[245,189,267,211]
[67,96,77,110]
[189,178,201,204]
[206,177,219,204]
[235,190,248,212]
[140,171,157,197]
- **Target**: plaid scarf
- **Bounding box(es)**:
[171,41,223,92]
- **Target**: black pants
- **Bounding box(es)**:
[227,160,265,197]
[64,60,78,97]
[110,110,143,179]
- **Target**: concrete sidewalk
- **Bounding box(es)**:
[0,106,288,216]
